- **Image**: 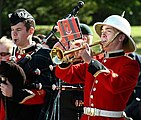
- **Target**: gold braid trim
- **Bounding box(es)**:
[93,69,110,77]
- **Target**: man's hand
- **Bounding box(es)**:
[79,43,92,64]
[0,80,13,97]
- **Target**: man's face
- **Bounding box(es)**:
[100,25,120,51]
[82,34,93,45]
[11,22,30,48]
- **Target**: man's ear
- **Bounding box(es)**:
[119,34,126,42]
[28,27,35,35]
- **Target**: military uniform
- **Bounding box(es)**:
[14,43,56,120]
[57,23,93,120]
[8,8,57,120]
[55,50,139,120]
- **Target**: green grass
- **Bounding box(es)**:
[131,26,141,54]
[36,25,141,54]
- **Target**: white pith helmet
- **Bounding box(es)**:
[93,15,136,53]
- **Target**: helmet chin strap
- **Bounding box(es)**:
[103,32,120,48]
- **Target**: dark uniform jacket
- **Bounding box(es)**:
[125,52,141,120]
[14,43,57,120]
[0,61,27,120]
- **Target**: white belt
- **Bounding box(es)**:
[83,107,124,118]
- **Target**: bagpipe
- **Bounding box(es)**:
[10,1,84,67]
[48,1,104,65]
[8,1,85,91]
[41,1,84,44]
[10,2,85,120]
[10,43,42,68]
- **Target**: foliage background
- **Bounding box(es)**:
[0,0,141,53]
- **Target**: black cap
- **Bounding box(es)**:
[8,8,35,25]
[80,23,93,35]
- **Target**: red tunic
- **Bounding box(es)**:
[0,99,5,120]
[55,54,140,120]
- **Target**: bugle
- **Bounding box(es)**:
[50,41,104,64]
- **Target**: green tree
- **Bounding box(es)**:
[0,0,4,36]
[1,0,141,37]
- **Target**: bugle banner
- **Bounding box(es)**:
[57,17,82,42]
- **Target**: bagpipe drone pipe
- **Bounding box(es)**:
[7,2,85,120]
[9,0,84,68]
[9,0,85,89]
[42,1,84,45]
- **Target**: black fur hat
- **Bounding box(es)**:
[8,8,35,25]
